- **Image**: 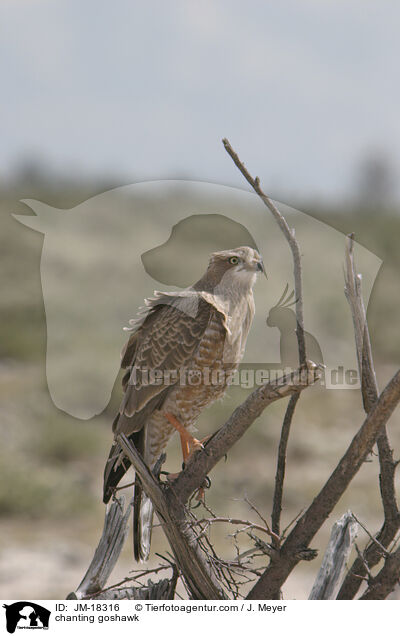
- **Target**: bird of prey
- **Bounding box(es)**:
[103,246,265,561]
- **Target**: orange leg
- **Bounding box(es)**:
[164,412,212,501]
[164,412,204,464]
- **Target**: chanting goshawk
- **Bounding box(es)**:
[103,246,265,560]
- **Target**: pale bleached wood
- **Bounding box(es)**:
[72,497,131,599]
[309,511,358,600]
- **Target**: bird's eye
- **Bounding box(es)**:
[229,256,239,265]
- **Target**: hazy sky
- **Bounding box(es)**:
[0,0,399,201]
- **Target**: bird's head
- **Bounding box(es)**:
[195,246,266,292]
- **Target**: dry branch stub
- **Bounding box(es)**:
[309,511,358,600]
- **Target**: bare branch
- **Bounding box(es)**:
[309,511,358,600]
[92,576,177,600]
[222,138,308,554]
[168,363,320,504]
[93,562,173,595]
[108,366,318,599]
[354,544,373,580]
[351,513,390,557]
[222,137,305,365]
[70,497,131,600]
[243,495,271,530]
[337,234,400,599]
[344,233,378,408]
[271,392,300,545]
[281,508,305,541]
[188,516,276,539]
[247,367,400,599]
[360,546,400,600]
[116,433,227,600]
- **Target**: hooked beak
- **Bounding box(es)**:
[256,259,268,279]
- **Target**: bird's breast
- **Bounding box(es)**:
[144,310,235,464]
[171,310,232,419]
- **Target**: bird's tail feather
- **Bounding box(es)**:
[103,426,155,561]
[103,441,132,504]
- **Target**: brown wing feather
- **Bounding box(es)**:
[103,296,214,506]
[121,331,139,369]
[113,297,213,435]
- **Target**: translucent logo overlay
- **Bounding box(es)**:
[13,181,381,419]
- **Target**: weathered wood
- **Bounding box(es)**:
[117,433,228,600]
[115,365,319,599]
[71,497,131,599]
[338,235,400,599]
[170,362,321,505]
[71,364,318,600]
[222,137,308,594]
[309,512,358,600]
[93,577,176,600]
[247,367,400,600]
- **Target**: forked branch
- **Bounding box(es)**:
[247,368,400,599]
[222,138,307,552]
[337,235,400,599]
[117,364,319,598]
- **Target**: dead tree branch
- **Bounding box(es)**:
[344,234,378,411]
[69,497,177,600]
[360,546,400,600]
[70,497,131,600]
[309,511,358,600]
[168,363,320,505]
[247,367,400,599]
[271,392,300,545]
[222,138,307,553]
[337,235,400,599]
[114,365,319,599]
[188,516,275,539]
[74,159,400,601]
[117,433,227,600]
[92,575,177,600]
[222,137,306,365]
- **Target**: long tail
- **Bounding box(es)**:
[103,428,154,562]
[102,437,134,505]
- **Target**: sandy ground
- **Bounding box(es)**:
[0,517,319,600]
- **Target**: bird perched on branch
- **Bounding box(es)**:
[103,246,266,561]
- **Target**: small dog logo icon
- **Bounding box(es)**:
[2,602,50,633]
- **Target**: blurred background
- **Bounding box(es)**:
[1,0,400,599]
